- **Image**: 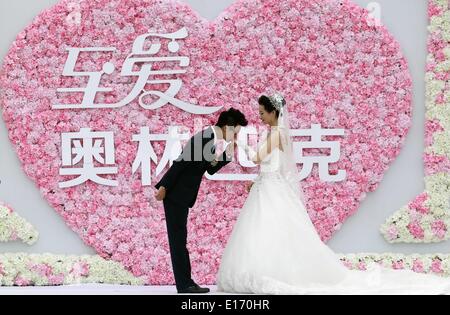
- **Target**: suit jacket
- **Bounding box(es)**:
[155,127,231,208]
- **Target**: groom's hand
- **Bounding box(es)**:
[246,182,253,193]
[155,187,166,201]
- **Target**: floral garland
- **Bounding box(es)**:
[0,0,412,284]
[340,253,450,277]
[0,203,38,245]
[0,253,143,286]
[381,0,450,243]
[0,253,448,286]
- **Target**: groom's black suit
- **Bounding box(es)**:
[155,127,232,290]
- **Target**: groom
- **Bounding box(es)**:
[154,108,248,294]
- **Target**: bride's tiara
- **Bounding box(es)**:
[268,93,286,111]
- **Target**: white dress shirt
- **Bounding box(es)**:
[210,126,232,159]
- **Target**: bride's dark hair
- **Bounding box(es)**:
[258,95,280,118]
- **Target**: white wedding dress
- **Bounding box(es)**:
[216,126,450,295]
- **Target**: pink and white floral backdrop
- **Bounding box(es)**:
[381,0,450,244]
[0,0,413,284]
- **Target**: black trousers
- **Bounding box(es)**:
[163,198,196,290]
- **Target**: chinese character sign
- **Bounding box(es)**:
[52,28,347,189]
[58,125,346,188]
[132,126,190,186]
[291,124,346,182]
[59,128,118,188]
[54,28,223,114]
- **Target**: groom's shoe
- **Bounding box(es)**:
[178,284,210,294]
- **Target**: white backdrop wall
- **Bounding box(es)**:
[0,0,447,256]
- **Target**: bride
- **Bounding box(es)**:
[216,93,450,295]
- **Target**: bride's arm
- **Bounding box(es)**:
[238,129,281,165]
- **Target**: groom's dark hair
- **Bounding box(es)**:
[215,108,248,128]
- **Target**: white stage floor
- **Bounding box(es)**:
[1,285,449,295]
[0,284,236,295]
